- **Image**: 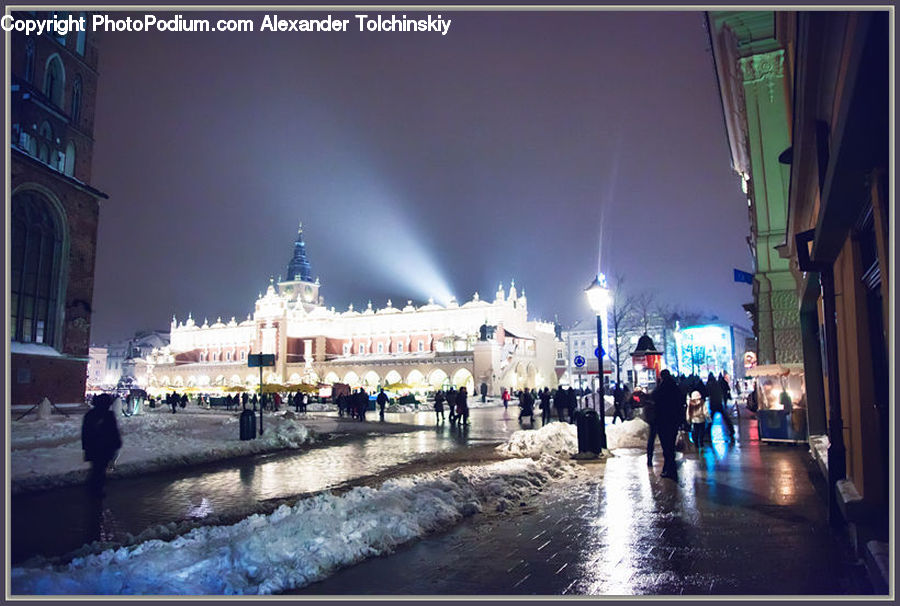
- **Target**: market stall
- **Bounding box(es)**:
[746,363,807,444]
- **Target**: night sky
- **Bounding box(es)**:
[89,10,752,344]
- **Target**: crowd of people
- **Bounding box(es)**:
[644,371,737,480]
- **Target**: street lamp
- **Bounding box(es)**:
[585,273,609,452]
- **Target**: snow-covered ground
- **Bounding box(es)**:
[496,418,650,458]
[11,455,576,595]
[11,410,312,494]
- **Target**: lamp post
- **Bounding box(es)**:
[585,273,610,451]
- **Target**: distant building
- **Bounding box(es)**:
[145,225,558,395]
[10,11,107,405]
[88,330,170,392]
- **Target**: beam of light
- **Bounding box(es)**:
[596,129,622,277]
[321,181,455,306]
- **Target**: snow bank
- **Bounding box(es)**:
[11,456,574,595]
[11,412,312,494]
[496,418,651,458]
[496,422,578,458]
[605,418,650,450]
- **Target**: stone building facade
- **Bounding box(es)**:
[145,226,559,396]
[10,11,107,405]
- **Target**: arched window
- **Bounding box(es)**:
[71,76,82,122]
[377,343,384,354]
[76,14,86,55]
[24,39,35,82]
[64,141,75,176]
[38,122,53,165]
[43,55,65,107]
[240,350,246,361]
[11,191,63,345]
[397,342,404,353]
[199,351,206,362]
[226,351,232,362]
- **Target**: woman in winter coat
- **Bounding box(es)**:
[685,390,708,449]
[433,390,445,423]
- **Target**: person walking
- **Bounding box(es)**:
[651,369,683,479]
[566,387,577,423]
[357,388,368,421]
[447,387,458,425]
[707,372,735,442]
[376,388,389,421]
[611,383,626,424]
[501,388,511,410]
[433,390,445,423]
[81,394,123,498]
[554,388,567,422]
[685,390,708,449]
[456,386,469,426]
[539,387,552,425]
[480,382,488,404]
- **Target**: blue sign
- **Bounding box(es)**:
[734,269,754,284]
[573,355,586,368]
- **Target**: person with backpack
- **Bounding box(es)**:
[81,394,123,498]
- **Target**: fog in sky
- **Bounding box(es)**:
[90,10,753,344]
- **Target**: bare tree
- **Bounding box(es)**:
[607,274,637,386]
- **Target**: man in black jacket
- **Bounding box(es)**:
[650,370,684,480]
[82,394,123,498]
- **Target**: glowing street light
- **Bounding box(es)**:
[584,273,610,452]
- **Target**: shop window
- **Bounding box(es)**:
[10,191,62,345]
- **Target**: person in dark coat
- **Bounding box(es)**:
[566,387,577,423]
[539,387,552,425]
[82,393,123,498]
[180,393,188,409]
[447,388,458,424]
[519,389,534,425]
[456,387,469,426]
[480,382,488,403]
[433,390,445,423]
[357,388,368,421]
[376,388,389,421]
[707,372,735,442]
[650,369,683,479]
[554,389,567,422]
[612,383,625,424]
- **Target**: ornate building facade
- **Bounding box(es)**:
[145,225,559,395]
[10,11,108,405]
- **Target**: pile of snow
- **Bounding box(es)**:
[305,403,334,413]
[11,411,312,494]
[11,455,574,595]
[496,418,651,458]
[385,403,418,413]
[605,418,650,450]
[496,422,577,458]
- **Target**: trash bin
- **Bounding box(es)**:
[240,409,257,440]
[577,408,603,454]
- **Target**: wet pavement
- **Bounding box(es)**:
[11,406,523,565]
[293,414,874,596]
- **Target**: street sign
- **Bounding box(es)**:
[734,269,754,284]
[594,346,605,358]
[573,355,586,368]
[248,353,275,368]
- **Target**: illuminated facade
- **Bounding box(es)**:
[145,225,558,395]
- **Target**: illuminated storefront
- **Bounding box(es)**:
[673,324,735,378]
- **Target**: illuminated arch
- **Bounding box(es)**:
[160,376,171,387]
[406,369,426,386]
[288,373,302,384]
[526,363,537,389]
[362,371,380,388]
[324,371,340,384]
[197,375,210,387]
[186,376,197,387]
[452,368,474,392]
[428,369,448,389]
[384,370,402,385]
[246,374,259,386]
[303,369,320,384]
[266,372,280,384]
[230,375,242,386]
[343,371,360,387]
